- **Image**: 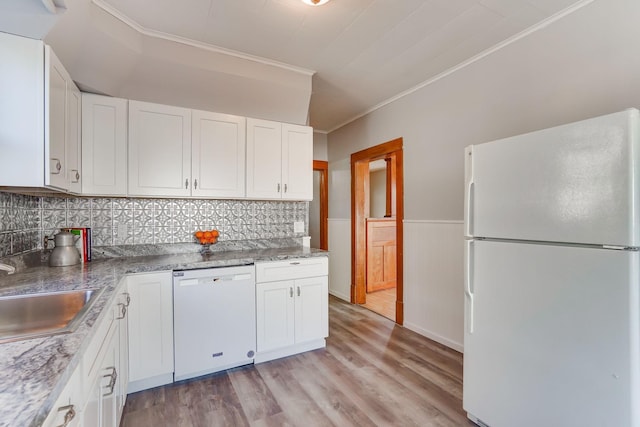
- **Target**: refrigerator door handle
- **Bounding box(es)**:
[465,239,475,334]
[464,146,474,237]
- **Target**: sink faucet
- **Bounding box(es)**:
[0,263,16,275]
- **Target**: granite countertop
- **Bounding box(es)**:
[0,243,327,427]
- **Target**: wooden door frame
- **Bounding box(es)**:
[351,138,404,324]
[313,160,329,250]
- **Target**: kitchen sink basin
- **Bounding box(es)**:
[0,288,104,343]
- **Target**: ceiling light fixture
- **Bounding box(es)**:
[301,0,331,6]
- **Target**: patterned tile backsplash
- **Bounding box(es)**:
[0,191,308,258]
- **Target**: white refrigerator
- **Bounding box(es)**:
[463,109,640,427]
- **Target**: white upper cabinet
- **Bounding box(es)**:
[246,118,312,200]
[192,110,246,198]
[66,84,82,194]
[128,100,192,197]
[282,123,313,200]
[246,118,282,199]
[82,94,128,196]
[0,33,79,192]
[46,48,68,191]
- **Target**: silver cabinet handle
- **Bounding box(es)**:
[277,183,281,193]
[194,179,198,189]
[103,367,117,396]
[70,169,80,183]
[185,178,189,189]
[51,158,62,174]
[56,405,76,427]
[297,286,301,297]
[289,287,293,298]
[290,262,301,265]
[284,184,287,193]
[123,292,131,307]
[116,303,127,319]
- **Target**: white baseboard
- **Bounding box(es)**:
[404,321,464,353]
[329,289,350,302]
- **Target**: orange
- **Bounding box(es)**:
[203,231,212,238]
[195,231,204,238]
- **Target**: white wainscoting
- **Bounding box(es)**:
[403,220,464,352]
[327,218,351,302]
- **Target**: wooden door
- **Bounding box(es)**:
[366,218,397,292]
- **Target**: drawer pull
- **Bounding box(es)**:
[297,286,301,297]
[289,287,293,298]
[123,292,131,307]
[290,262,301,265]
[56,405,76,427]
[103,366,118,396]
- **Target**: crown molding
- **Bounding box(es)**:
[326,0,595,134]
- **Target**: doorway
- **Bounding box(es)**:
[309,160,328,250]
[351,138,404,324]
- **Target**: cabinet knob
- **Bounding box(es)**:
[51,158,62,174]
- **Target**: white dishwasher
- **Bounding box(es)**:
[173,265,256,382]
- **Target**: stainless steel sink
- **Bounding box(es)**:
[0,288,104,343]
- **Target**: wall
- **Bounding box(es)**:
[0,191,308,258]
[326,0,640,351]
[369,168,386,218]
[312,132,328,161]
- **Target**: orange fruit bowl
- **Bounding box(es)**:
[194,229,219,245]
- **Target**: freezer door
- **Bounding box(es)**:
[466,109,640,246]
[463,240,639,427]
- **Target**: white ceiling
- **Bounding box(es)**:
[48,0,586,131]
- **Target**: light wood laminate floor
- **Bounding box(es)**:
[122,296,471,427]
[363,287,396,321]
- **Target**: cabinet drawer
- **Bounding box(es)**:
[256,257,328,283]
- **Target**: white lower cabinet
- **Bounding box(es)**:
[41,366,82,427]
[255,257,329,363]
[126,271,174,393]
[44,282,129,427]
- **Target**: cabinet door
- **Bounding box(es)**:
[282,123,313,200]
[100,324,119,427]
[192,110,246,198]
[42,367,82,427]
[115,289,129,423]
[127,272,174,392]
[246,118,282,199]
[66,83,82,194]
[82,94,128,196]
[294,276,329,344]
[256,280,295,352]
[128,101,191,197]
[45,46,67,190]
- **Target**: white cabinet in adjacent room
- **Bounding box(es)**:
[82,94,128,196]
[126,271,174,393]
[191,110,246,198]
[128,101,192,197]
[246,118,313,200]
[255,257,329,363]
